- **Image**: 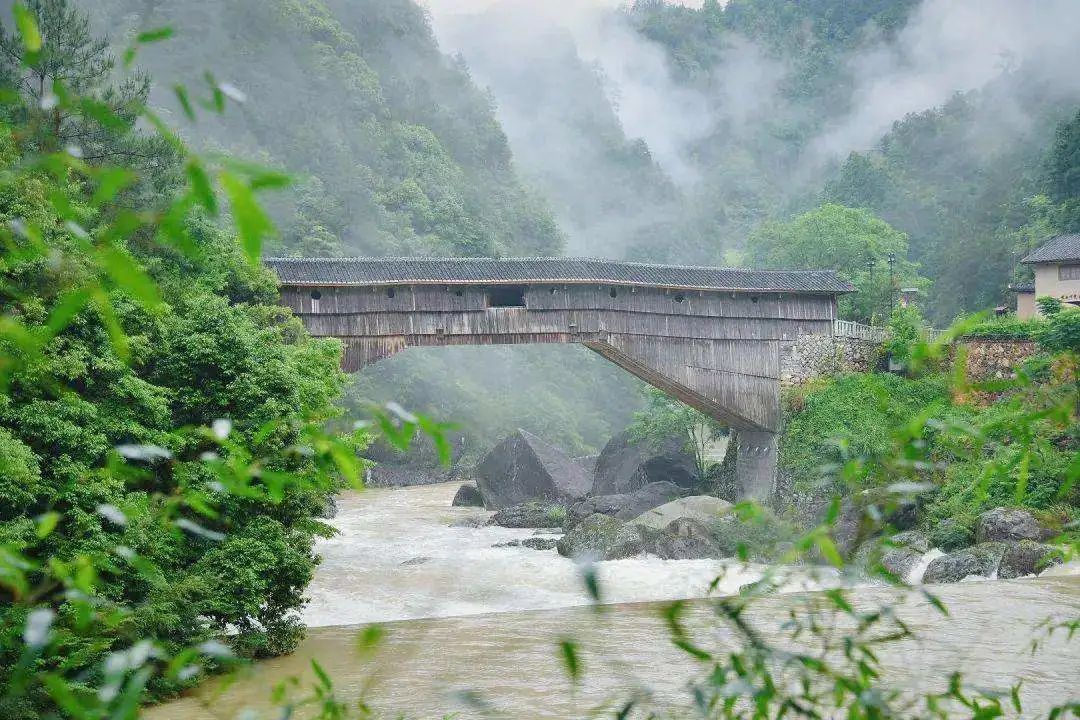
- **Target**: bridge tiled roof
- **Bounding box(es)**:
[1021,234,1080,264]
[265,257,854,294]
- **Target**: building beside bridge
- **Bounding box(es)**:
[1014,234,1080,318]
[267,256,855,500]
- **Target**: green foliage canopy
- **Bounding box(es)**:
[748,203,924,322]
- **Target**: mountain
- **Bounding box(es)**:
[89,0,563,258]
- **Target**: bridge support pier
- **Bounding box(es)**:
[734,429,778,500]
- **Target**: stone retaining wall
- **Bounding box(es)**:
[959,340,1039,382]
[780,333,882,386]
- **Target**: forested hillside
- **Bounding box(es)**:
[88,0,562,259]
[431,0,1080,323]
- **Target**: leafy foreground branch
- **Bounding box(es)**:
[0,2,451,716]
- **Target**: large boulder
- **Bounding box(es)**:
[976,508,1050,544]
[711,510,798,562]
[651,518,725,560]
[489,501,566,529]
[473,430,591,510]
[922,543,1006,584]
[928,518,974,551]
[592,429,698,496]
[556,513,647,560]
[997,540,1064,579]
[876,531,932,581]
[451,483,484,507]
[566,481,683,527]
[630,495,733,531]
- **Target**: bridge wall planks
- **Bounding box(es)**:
[284,280,837,434]
[280,284,837,321]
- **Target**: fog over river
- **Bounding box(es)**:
[154,484,1080,719]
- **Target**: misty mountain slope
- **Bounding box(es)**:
[434,1,701,262]
[88,0,562,258]
[625,0,1080,321]
[824,74,1080,322]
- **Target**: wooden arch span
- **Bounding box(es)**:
[268,257,854,499]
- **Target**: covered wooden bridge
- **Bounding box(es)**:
[267,257,853,499]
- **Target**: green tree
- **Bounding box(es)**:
[0,2,367,712]
[1045,108,1080,232]
[748,203,925,322]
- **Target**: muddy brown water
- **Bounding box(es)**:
[150,484,1080,719]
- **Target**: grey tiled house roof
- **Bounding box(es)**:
[265,257,854,294]
[1021,234,1080,264]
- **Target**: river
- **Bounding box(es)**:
[153,483,1080,719]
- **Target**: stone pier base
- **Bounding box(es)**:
[736,430,778,500]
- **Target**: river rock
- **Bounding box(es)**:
[566,481,683,527]
[450,515,488,528]
[451,483,485,507]
[592,429,698,495]
[891,530,931,554]
[880,549,923,581]
[489,501,567,529]
[928,518,974,551]
[474,430,591,510]
[556,513,646,560]
[975,508,1049,543]
[521,537,559,551]
[652,518,724,560]
[709,510,798,562]
[874,531,932,581]
[997,540,1063,579]
[922,543,1006,584]
[630,495,732,531]
[401,556,431,566]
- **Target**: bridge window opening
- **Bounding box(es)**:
[673,293,685,303]
[609,287,618,299]
[549,287,558,295]
[386,287,396,299]
[486,285,526,308]
[310,289,322,300]
[751,296,759,304]
[454,289,464,297]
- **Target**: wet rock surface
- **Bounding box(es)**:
[556,513,647,560]
[592,429,698,495]
[923,543,1006,584]
[489,501,567,529]
[521,537,559,550]
[650,518,724,560]
[998,540,1063,579]
[474,430,591,510]
[566,481,683,527]
[451,483,485,507]
[976,508,1050,544]
[630,495,732,531]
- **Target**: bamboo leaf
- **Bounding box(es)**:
[136,27,174,43]
[174,84,196,122]
[220,171,273,263]
[186,160,217,214]
[558,639,582,684]
[13,4,41,53]
[99,246,160,308]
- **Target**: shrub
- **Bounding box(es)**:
[960,315,1044,341]
[781,373,952,493]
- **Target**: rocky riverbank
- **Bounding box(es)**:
[438,427,1067,585]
